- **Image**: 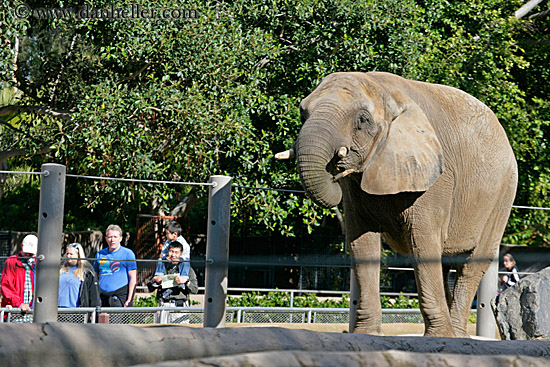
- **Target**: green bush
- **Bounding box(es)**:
[133,294,160,307]
[133,294,199,307]
[227,291,418,309]
[381,295,419,309]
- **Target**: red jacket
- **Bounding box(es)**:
[1,252,35,308]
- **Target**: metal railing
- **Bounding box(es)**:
[1,306,476,325]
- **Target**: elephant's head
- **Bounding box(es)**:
[290,72,445,208]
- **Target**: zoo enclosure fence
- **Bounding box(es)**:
[1,166,548,335]
[1,306,450,325]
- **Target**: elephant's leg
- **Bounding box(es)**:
[442,264,453,310]
[410,233,455,337]
[449,181,516,337]
[449,223,505,336]
[350,232,383,335]
[448,262,482,337]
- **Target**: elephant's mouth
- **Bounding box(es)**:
[327,149,361,182]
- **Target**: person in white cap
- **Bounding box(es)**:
[1,234,38,322]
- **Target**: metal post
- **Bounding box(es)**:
[34,163,66,323]
[349,268,358,332]
[476,249,499,338]
[204,175,232,328]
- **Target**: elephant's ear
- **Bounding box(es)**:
[360,100,445,195]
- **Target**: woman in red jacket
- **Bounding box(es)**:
[1,235,37,322]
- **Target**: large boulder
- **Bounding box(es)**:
[492,266,550,340]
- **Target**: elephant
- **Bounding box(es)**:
[276,72,517,337]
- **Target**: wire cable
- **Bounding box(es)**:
[65,173,214,187]
[232,185,305,193]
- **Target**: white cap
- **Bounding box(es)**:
[22,235,38,255]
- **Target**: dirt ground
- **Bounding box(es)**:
[160,322,484,338]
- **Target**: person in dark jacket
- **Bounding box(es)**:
[499,253,520,291]
[147,241,198,307]
[58,243,100,307]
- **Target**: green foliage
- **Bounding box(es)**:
[1,0,549,245]
[227,291,418,309]
[132,293,199,307]
[227,291,349,308]
[227,291,290,307]
[133,294,160,307]
[381,295,419,309]
[0,162,40,231]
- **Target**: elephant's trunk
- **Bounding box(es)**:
[296,118,342,208]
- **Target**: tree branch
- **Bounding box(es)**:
[120,62,151,82]
[49,33,79,103]
[0,117,49,146]
[12,36,19,92]
[0,145,52,162]
[516,0,544,19]
[169,188,203,217]
[529,9,550,20]
[0,105,73,120]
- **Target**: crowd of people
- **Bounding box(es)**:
[0,221,197,322]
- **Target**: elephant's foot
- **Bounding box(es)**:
[454,331,470,338]
[450,324,470,338]
[353,310,384,335]
[353,317,384,335]
[423,324,456,338]
[352,325,385,336]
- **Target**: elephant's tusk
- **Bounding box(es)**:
[275,148,295,160]
[333,169,355,182]
[337,146,348,158]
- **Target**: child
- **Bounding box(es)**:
[500,253,520,291]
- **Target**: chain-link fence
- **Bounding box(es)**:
[2,306,445,325]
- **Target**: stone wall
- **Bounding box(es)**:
[1,324,550,367]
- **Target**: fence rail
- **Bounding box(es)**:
[2,306,464,325]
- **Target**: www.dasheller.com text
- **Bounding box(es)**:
[14,3,198,20]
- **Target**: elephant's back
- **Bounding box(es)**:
[387,75,517,253]
[385,75,513,165]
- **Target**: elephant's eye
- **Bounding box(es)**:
[356,111,376,135]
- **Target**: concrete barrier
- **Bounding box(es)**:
[1,323,549,367]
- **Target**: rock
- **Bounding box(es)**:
[1,323,550,367]
[492,266,550,340]
[129,350,550,367]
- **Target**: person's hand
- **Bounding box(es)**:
[19,303,31,312]
[175,276,189,285]
[152,275,163,283]
[6,305,12,311]
[502,275,509,283]
[124,299,131,307]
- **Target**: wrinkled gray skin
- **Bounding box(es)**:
[295,72,517,337]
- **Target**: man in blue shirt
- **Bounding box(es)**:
[94,224,137,307]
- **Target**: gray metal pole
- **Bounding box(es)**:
[349,268,358,332]
[204,175,232,328]
[476,249,499,338]
[34,163,66,323]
